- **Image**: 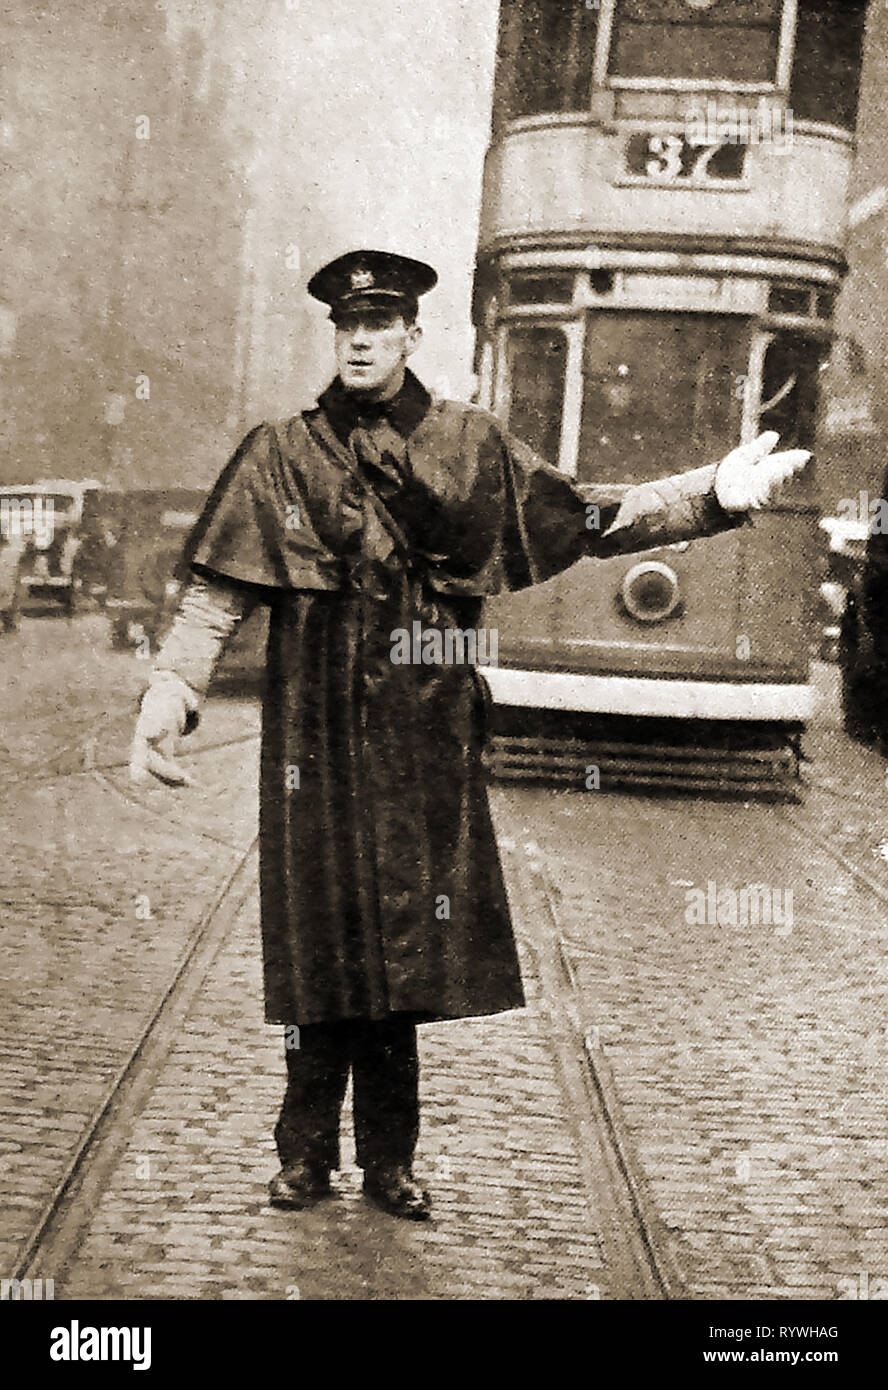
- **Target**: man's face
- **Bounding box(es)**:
[333,306,421,396]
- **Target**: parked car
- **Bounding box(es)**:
[88,489,207,652]
[823,512,888,746]
[94,487,266,685]
[0,480,101,615]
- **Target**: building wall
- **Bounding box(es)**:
[1,2,250,490]
[1,0,500,492]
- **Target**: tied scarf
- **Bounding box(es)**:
[345,420,443,627]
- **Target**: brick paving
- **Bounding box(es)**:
[0,616,259,1277]
[5,617,886,1302]
[801,662,888,893]
[57,892,610,1301]
[4,615,615,1302]
[491,670,888,1300]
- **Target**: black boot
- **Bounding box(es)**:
[362,1164,431,1221]
[268,1161,332,1210]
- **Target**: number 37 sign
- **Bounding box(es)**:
[624,131,747,184]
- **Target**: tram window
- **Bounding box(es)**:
[768,285,813,317]
[790,0,868,132]
[577,313,744,484]
[493,0,598,125]
[759,332,825,450]
[589,271,616,296]
[508,273,575,306]
[608,0,782,84]
[508,325,567,465]
[815,290,837,321]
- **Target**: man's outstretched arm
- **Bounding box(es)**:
[594,433,812,558]
[498,429,812,589]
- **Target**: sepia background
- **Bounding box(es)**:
[4,0,888,495]
[3,2,888,1317]
[2,0,500,490]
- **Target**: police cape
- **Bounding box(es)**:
[183,375,742,1027]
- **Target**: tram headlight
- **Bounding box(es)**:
[620,561,681,623]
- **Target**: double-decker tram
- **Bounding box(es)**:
[474,0,871,793]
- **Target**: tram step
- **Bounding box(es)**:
[486,734,798,799]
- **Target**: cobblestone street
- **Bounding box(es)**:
[492,662,888,1300]
[0,616,259,1277]
[53,888,612,1302]
[2,616,887,1301]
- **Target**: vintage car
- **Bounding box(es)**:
[821,513,888,745]
[80,488,208,651]
[0,480,101,615]
[87,487,265,686]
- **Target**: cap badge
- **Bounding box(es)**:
[350,268,375,290]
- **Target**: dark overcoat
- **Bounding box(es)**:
[184,371,739,1026]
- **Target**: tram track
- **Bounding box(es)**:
[10,784,884,1299]
[17,765,875,1301]
[1,717,260,793]
[91,727,261,852]
[8,657,884,1298]
[1,687,262,1289]
[8,714,678,1301]
[778,792,888,930]
[10,835,259,1286]
[502,842,681,1300]
[494,753,888,1300]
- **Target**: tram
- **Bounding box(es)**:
[474,0,871,789]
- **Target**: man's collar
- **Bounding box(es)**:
[317,368,432,441]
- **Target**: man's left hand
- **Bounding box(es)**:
[714,431,812,513]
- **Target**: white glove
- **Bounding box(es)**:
[714,431,812,513]
[129,670,199,787]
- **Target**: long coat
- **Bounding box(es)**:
[184,372,740,1026]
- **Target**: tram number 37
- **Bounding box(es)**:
[625,132,746,184]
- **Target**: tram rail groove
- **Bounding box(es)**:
[11,838,259,1286]
[10,702,883,1294]
[2,726,261,792]
[12,832,673,1301]
[530,854,688,1300]
[781,794,888,922]
[505,774,888,1304]
[504,845,681,1300]
[14,720,862,1297]
[0,667,261,791]
[93,765,253,854]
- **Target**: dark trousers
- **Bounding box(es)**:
[274,1017,419,1173]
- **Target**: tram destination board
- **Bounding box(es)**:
[623,130,748,185]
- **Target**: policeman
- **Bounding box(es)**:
[131,249,810,1220]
